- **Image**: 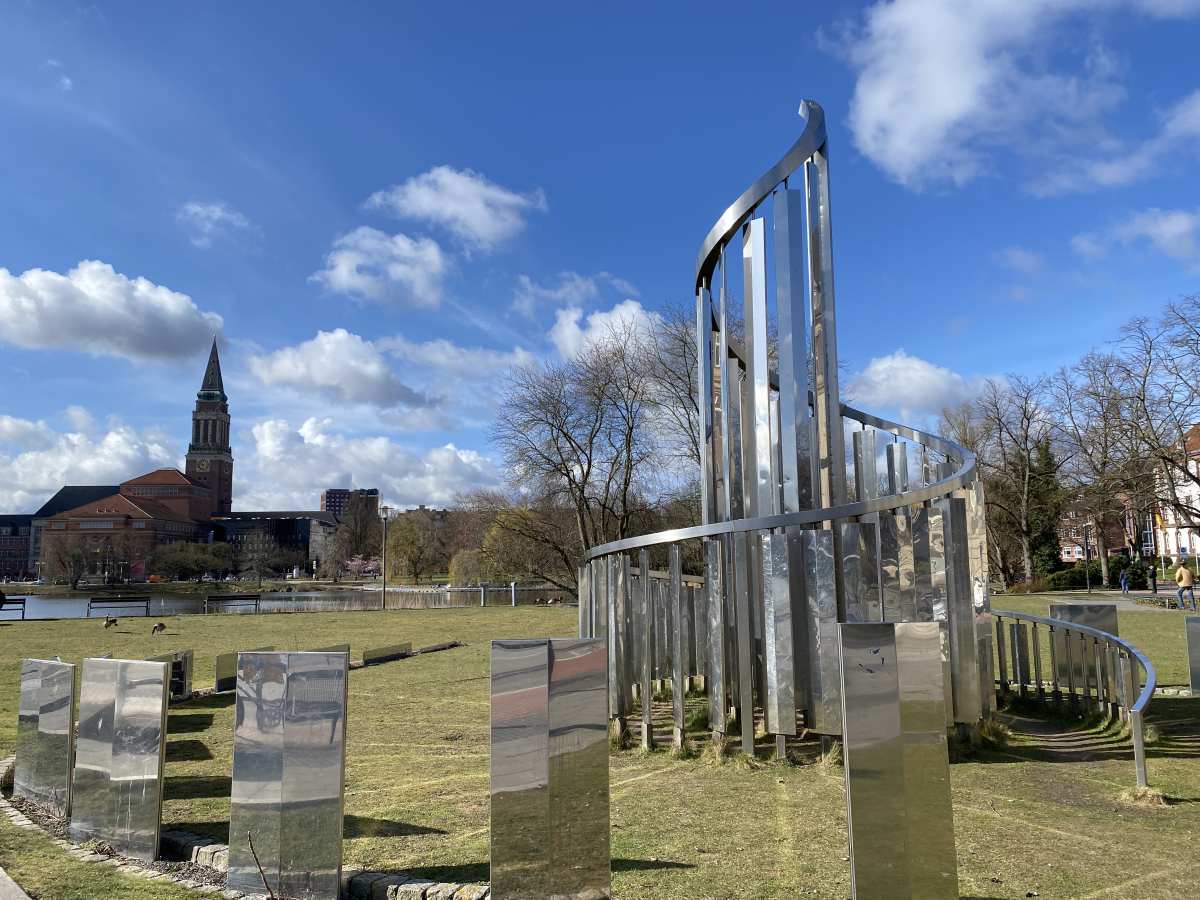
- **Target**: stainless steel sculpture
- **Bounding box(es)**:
[490,638,609,899]
[579,101,992,754]
[227,651,349,900]
[839,622,957,900]
[70,658,170,861]
[15,659,77,817]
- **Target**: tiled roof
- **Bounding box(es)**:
[33,486,120,518]
[121,468,204,488]
[50,492,200,524]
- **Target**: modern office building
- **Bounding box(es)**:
[320,487,379,518]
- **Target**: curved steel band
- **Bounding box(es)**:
[584,402,977,561]
[992,609,1156,713]
[694,100,827,291]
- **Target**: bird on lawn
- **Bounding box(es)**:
[151,622,166,635]
[103,616,118,629]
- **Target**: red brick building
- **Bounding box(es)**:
[0,515,32,580]
[185,339,234,514]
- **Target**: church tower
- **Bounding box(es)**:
[185,338,234,515]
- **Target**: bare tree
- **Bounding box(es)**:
[386,508,447,584]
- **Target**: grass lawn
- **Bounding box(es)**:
[0,599,1199,898]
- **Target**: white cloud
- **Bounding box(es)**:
[63,406,95,432]
[0,260,222,361]
[549,299,661,359]
[310,226,447,306]
[996,246,1045,277]
[379,334,534,379]
[512,271,638,317]
[847,350,990,424]
[0,419,176,513]
[176,201,253,248]
[832,0,1200,191]
[236,417,500,510]
[366,166,546,251]
[1073,207,1200,264]
[247,328,426,409]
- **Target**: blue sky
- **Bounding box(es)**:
[1,0,1198,512]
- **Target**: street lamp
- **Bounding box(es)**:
[380,505,392,611]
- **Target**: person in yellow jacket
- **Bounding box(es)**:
[1175,563,1196,611]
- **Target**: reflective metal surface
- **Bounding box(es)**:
[762,531,796,735]
[216,646,275,692]
[1048,603,1119,637]
[706,539,727,732]
[803,528,841,734]
[70,658,169,861]
[227,651,349,899]
[15,658,76,816]
[840,623,957,899]
[670,545,687,747]
[149,649,193,703]
[490,639,609,899]
[1188,616,1200,694]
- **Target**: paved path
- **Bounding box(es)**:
[0,867,30,900]
[998,589,1191,614]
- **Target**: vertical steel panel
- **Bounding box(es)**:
[1009,623,1031,691]
[577,566,589,638]
[693,582,708,679]
[878,514,903,623]
[733,530,755,753]
[70,658,169,862]
[620,555,635,718]
[744,217,775,519]
[718,248,735,524]
[605,556,617,716]
[653,578,667,681]
[670,545,687,747]
[894,622,959,899]
[1187,616,1200,694]
[965,481,994,717]
[806,150,847,510]
[228,652,348,900]
[838,623,908,899]
[802,528,841,734]
[489,639,609,899]
[994,620,1009,689]
[1048,603,1119,637]
[762,531,796,735]
[840,521,881,623]
[697,287,716,525]
[706,539,727,732]
[911,504,933,621]
[489,641,550,897]
[149,648,193,703]
[640,552,654,749]
[774,187,814,512]
[548,639,610,898]
[886,443,909,495]
[15,659,76,817]
[852,430,878,503]
[940,497,981,724]
[217,647,275,692]
[1031,625,1045,697]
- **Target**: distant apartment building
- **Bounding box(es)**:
[212,511,339,574]
[1057,504,1127,564]
[0,515,33,580]
[320,487,379,519]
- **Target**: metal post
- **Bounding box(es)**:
[380,504,392,611]
[511,581,517,607]
[480,585,486,608]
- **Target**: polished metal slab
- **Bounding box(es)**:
[878,513,906,622]
[1009,622,1031,689]
[70,658,169,861]
[1187,617,1200,694]
[670,545,688,746]
[363,643,413,665]
[802,528,841,734]
[227,651,349,899]
[706,538,727,732]
[490,639,610,899]
[732,530,755,753]
[1048,603,1119,636]
[216,646,275,692]
[639,552,654,749]
[774,187,814,512]
[15,658,76,816]
[149,649,193,703]
[940,497,981,724]
[840,521,881,623]
[894,622,958,899]
[762,531,796,735]
[839,623,908,898]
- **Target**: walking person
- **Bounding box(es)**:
[1175,562,1196,611]
[1120,567,1130,596]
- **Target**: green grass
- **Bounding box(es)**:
[1,603,1200,897]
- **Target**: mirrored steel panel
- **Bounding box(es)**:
[762,532,796,735]
[1048,603,1119,637]
[228,651,349,900]
[216,646,275,692]
[15,658,77,816]
[490,639,610,900]
[149,649,193,703]
[895,622,958,899]
[70,658,169,861]
[839,623,908,898]
[706,539,727,732]
[1187,617,1200,694]
[803,528,840,734]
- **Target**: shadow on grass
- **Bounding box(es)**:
[390,858,692,885]
[179,693,236,710]
[164,775,231,800]
[167,713,214,734]
[165,739,214,762]
[170,814,447,845]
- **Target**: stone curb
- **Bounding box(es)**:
[1,757,489,899]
